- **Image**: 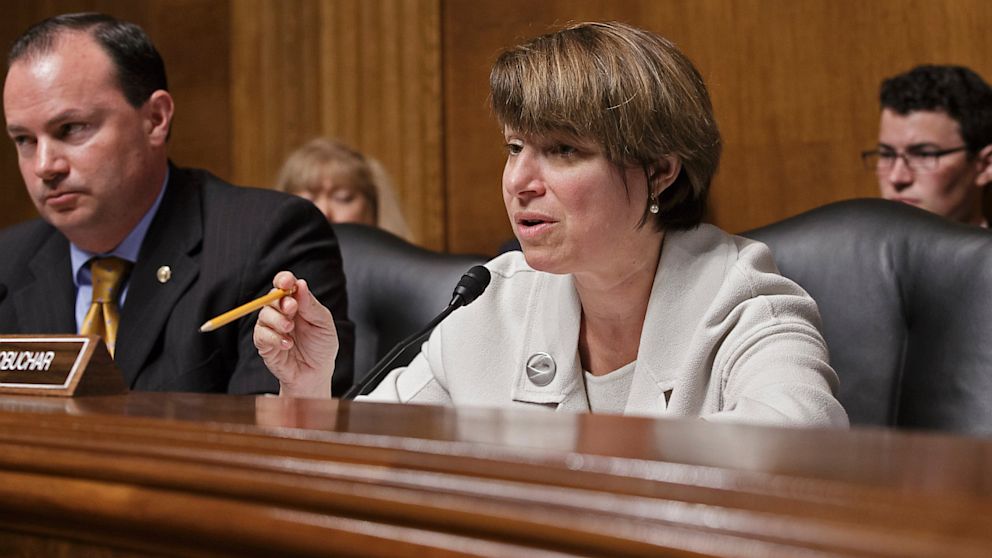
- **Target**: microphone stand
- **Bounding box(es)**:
[341,300,461,400]
[341,264,491,400]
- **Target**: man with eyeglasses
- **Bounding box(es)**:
[863,65,992,226]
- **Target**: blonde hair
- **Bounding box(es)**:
[490,21,721,230]
[276,138,379,223]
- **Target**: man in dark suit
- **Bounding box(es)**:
[0,13,354,396]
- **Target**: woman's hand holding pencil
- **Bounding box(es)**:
[251,271,338,398]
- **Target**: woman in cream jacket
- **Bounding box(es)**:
[254,22,848,428]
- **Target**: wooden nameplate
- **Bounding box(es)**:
[0,334,126,396]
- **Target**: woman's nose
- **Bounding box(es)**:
[503,151,546,200]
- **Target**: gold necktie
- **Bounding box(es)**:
[80,257,132,358]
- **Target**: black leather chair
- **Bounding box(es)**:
[744,199,992,435]
[332,224,488,383]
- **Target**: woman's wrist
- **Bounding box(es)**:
[277,370,334,399]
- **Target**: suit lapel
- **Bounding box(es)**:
[116,168,202,387]
[510,272,588,412]
[15,230,76,333]
[626,225,731,415]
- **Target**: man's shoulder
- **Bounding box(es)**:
[0,218,61,283]
[172,165,319,219]
[164,165,333,261]
[172,165,304,204]
[0,218,58,253]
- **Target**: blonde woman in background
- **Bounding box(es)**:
[276,138,414,241]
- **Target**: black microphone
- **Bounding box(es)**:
[342,265,491,400]
[449,264,490,306]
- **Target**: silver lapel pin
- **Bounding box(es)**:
[526,352,556,387]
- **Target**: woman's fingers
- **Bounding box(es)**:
[254,306,294,353]
[293,279,334,329]
[273,270,298,291]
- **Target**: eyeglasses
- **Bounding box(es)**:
[861,146,969,173]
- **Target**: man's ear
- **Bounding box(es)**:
[648,154,682,196]
[975,144,992,187]
[143,90,174,146]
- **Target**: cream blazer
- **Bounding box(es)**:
[367,224,849,428]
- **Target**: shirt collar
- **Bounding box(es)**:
[71,169,170,287]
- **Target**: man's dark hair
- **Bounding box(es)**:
[7,12,167,108]
[880,65,992,154]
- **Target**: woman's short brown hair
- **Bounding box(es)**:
[276,138,379,223]
[490,21,721,230]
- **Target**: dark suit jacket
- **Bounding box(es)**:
[0,166,355,396]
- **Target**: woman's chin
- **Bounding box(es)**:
[520,247,570,275]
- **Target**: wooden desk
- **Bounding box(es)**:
[0,392,989,557]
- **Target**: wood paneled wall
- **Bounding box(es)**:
[229,0,443,247]
[2,1,991,254]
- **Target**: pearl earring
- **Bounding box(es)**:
[648,194,660,214]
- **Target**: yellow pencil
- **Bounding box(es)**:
[199,287,296,333]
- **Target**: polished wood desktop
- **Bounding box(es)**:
[0,392,989,557]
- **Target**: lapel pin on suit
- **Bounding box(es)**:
[156,265,172,284]
[526,352,556,386]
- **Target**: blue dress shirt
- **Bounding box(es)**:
[71,171,169,331]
